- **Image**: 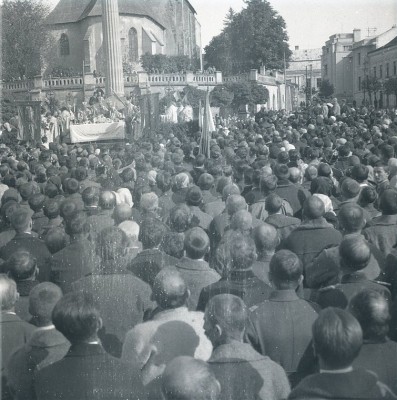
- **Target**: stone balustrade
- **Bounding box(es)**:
[2,80,34,91]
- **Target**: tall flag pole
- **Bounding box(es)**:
[199,88,212,158]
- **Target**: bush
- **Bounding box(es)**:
[140,54,199,73]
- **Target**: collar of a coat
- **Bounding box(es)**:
[28,327,69,348]
[296,217,333,230]
[66,342,105,357]
[209,341,266,363]
[370,214,397,226]
[269,289,300,302]
[340,272,368,284]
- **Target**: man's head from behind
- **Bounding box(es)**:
[338,203,365,234]
[99,190,116,210]
[312,307,362,369]
[228,234,257,271]
[52,291,101,345]
[379,189,397,215]
[339,236,371,273]
[139,218,166,249]
[225,195,247,216]
[82,186,99,207]
[7,250,37,281]
[152,267,189,310]
[0,274,18,312]
[253,223,279,255]
[269,250,302,290]
[29,282,63,327]
[10,208,33,233]
[349,289,390,342]
[204,294,247,348]
[302,195,325,220]
[184,227,210,260]
[97,227,128,261]
[161,356,220,400]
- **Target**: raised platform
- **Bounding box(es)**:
[69,121,125,143]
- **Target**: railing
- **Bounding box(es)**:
[193,74,216,84]
[223,73,249,83]
[2,80,34,91]
[43,77,83,87]
[124,74,139,84]
[147,73,187,85]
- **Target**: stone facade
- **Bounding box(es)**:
[45,0,201,75]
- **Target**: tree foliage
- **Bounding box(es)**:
[223,82,269,110]
[140,54,199,73]
[318,79,335,98]
[204,0,292,75]
[385,77,397,104]
[362,76,382,104]
[2,0,54,80]
[210,86,234,108]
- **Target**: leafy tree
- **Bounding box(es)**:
[318,79,334,98]
[385,77,397,106]
[362,76,382,105]
[205,0,291,75]
[182,86,207,109]
[210,86,234,108]
[140,54,199,73]
[2,0,54,80]
[224,82,269,110]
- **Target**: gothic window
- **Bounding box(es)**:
[128,28,138,62]
[60,33,70,56]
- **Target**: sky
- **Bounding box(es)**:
[46,0,397,50]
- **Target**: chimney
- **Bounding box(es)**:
[353,29,361,42]
[295,45,299,50]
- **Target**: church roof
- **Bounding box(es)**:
[46,0,196,29]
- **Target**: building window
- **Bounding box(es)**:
[326,47,329,54]
[60,33,70,56]
[358,53,361,65]
[373,66,376,77]
[358,76,361,91]
[386,63,390,77]
[380,65,383,78]
[128,28,138,62]
[394,61,396,75]
[343,45,352,51]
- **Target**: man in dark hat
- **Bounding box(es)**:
[185,186,213,231]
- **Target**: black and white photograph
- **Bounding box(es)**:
[1,0,397,398]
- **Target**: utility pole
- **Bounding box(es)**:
[305,65,308,105]
[82,60,86,102]
[284,50,287,111]
[310,64,313,100]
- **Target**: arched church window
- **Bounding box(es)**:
[60,33,70,56]
[128,28,138,62]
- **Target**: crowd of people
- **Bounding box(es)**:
[1,99,397,400]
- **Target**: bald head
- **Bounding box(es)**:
[153,268,189,309]
[230,210,252,233]
[253,223,279,254]
[226,195,247,216]
[303,196,325,220]
[305,165,318,181]
[99,191,116,210]
[289,167,301,184]
[162,356,220,400]
[0,274,18,311]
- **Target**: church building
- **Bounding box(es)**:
[45,0,202,74]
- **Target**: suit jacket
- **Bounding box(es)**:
[265,214,301,244]
[315,272,391,309]
[364,214,397,256]
[15,280,40,322]
[283,218,343,267]
[72,264,153,357]
[175,257,221,310]
[275,180,308,215]
[127,248,177,287]
[49,238,98,293]
[203,198,225,218]
[208,341,291,400]
[35,342,146,400]
[353,339,397,395]
[248,290,318,375]
[188,206,213,231]
[289,369,395,399]
[0,233,51,282]
[1,312,36,373]
[252,255,273,285]
[31,212,49,235]
[197,270,273,312]
[305,233,384,288]
[122,307,212,385]
[7,327,70,400]
[86,209,114,242]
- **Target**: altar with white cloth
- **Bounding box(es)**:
[69,121,125,143]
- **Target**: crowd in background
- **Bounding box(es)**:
[1,99,397,399]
